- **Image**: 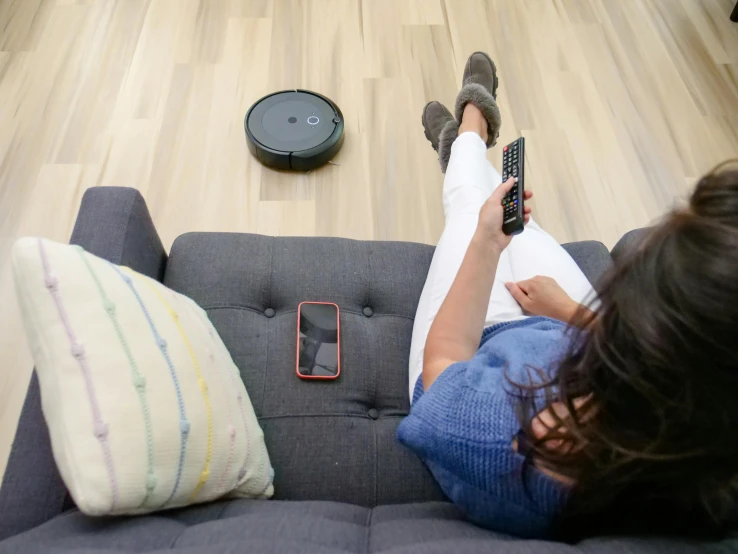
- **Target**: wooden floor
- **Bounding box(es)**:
[1,0,737,480]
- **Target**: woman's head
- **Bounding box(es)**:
[523,161,738,540]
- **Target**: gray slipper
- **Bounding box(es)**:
[422,101,454,153]
[463,51,499,98]
[437,119,460,174]
[422,101,458,173]
[455,52,501,147]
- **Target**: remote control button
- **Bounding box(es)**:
[504,146,509,152]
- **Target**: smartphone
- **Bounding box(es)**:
[296,302,340,379]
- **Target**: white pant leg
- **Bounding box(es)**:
[408,133,523,400]
[480,162,597,312]
[408,133,598,401]
[482,163,534,327]
[506,220,596,307]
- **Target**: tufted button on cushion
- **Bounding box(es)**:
[165,233,445,506]
[368,408,379,420]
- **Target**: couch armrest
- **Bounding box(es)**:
[70,186,167,280]
[611,228,650,263]
[561,240,613,288]
[0,187,166,540]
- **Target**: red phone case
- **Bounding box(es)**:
[296,301,341,380]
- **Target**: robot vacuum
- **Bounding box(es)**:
[244,90,344,171]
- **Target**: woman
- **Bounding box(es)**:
[398,52,738,541]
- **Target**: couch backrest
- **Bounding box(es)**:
[164,233,447,506]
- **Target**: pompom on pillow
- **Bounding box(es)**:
[12,238,274,516]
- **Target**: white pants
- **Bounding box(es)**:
[408,133,595,399]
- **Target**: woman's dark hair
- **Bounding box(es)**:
[518,161,738,541]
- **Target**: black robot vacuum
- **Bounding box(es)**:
[244,90,344,171]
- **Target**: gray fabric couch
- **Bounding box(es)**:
[0,187,734,553]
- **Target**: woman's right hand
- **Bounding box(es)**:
[505,276,580,322]
[476,177,533,254]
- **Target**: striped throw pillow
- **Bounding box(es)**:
[12,238,274,516]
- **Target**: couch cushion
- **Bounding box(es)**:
[164,233,446,506]
[162,234,617,507]
[0,499,727,554]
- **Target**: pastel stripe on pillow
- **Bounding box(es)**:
[202,333,236,496]
[37,239,119,510]
[201,312,272,496]
[125,269,214,502]
[191,306,274,497]
[77,248,158,507]
[204,320,253,486]
[182,299,240,494]
[203,338,236,496]
[110,263,190,507]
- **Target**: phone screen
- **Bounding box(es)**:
[298,303,339,377]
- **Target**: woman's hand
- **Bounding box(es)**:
[477,177,533,253]
[505,276,579,322]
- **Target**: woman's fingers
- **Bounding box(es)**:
[505,282,531,308]
[523,190,533,225]
[492,177,517,203]
[515,278,534,293]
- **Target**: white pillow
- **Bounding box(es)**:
[12,237,274,516]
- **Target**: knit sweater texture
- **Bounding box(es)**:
[397,316,572,538]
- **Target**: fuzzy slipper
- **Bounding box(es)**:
[454,82,501,148]
[437,118,460,173]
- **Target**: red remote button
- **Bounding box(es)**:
[504,146,508,152]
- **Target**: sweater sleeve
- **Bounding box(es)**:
[397,358,564,537]
[397,359,511,482]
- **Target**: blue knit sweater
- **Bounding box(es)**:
[397,317,573,538]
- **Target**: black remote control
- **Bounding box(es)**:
[501,137,525,236]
